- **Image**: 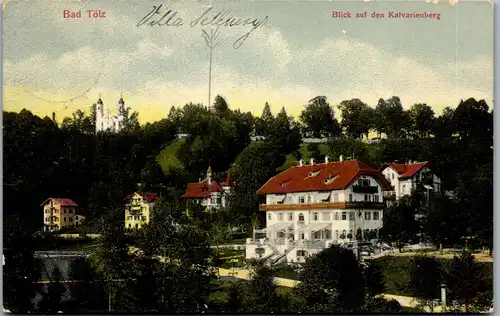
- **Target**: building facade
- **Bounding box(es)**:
[380,161,442,200]
[95,96,126,133]
[41,198,85,232]
[245,157,391,264]
[182,167,233,211]
[124,192,158,229]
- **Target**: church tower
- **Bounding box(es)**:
[117,95,126,130]
[95,97,104,133]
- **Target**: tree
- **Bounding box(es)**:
[242,262,285,313]
[229,141,286,226]
[422,194,464,251]
[300,96,341,138]
[66,258,107,312]
[294,245,365,312]
[3,214,43,313]
[338,99,374,139]
[432,107,455,137]
[408,103,435,138]
[374,97,407,138]
[453,98,492,141]
[444,251,492,312]
[267,107,301,154]
[407,255,442,312]
[61,109,94,134]
[379,195,419,252]
[213,95,230,116]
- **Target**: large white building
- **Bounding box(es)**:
[245,157,391,264]
[95,96,126,133]
[380,161,442,200]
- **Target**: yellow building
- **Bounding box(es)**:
[124,192,158,229]
[41,198,85,232]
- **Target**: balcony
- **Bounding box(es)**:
[345,201,385,209]
[352,185,379,194]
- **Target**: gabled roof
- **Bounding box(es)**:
[40,198,79,207]
[125,192,158,203]
[257,160,391,195]
[382,162,430,179]
[182,178,223,198]
[221,174,234,187]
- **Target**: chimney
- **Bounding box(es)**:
[325,156,329,163]
[339,155,343,161]
[310,158,315,165]
[52,112,56,123]
[299,159,303,166]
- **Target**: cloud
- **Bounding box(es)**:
[3,4,493,123]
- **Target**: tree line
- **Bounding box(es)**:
[3,94,492,312]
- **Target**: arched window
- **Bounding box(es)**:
[298,213,304,221]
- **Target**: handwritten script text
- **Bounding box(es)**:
[137,5,268,49]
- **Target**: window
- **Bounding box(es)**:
[69,209,73,214]
[364,194,368,201]
[211,197,217,204]
[278,213,284,221]
[45,210,49,214]
[288,213,293,221]
[63,209,67,214]
[76,216,79,220]
[313,212,318,221]
[365,212,371,220]
[392,173,394,179]
[322,212,330,221]
[349,194,353,202]
[373,212,380,220]
[335,230,339,239]
[403,184,406,192]
[374,195,379,202]
[45,217,49,222]
[268,213,272,220]
[307,196,312,203]
[129,224,132,228]
[63,217,67,222]
[300,233,305,240]
[349,212,354,221]
[69,217,73,222]
[333,193,339,202]
[135,223,139,229]
[334,212,339,220]
[341,212,347,220]
[298,196,305,204]
[298,213,305,222]
[297,250,308,256]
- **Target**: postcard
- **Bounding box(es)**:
[2,0,494,314]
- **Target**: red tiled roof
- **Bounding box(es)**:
[40,198,79,207]
[125,192,158,203]
[182,179,223,198]
[221,174,234,187]
[384,162,429,179]
[257,160,392,195]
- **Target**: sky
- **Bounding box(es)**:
[2,0,494,123]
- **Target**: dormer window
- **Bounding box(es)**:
[308,170,321,177]
[324,175,337,185]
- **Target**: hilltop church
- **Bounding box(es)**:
[94,96,127,133]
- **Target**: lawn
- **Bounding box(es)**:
[156,139,185,173]
[278,143,329,171]
[370,255,494,297]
